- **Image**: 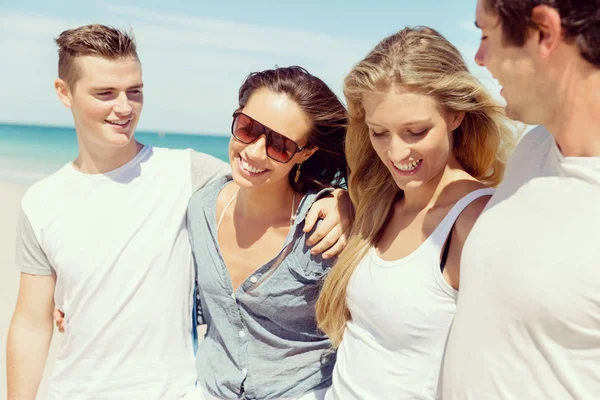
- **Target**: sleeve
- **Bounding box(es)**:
[313,187,336,201]
[190,150,231,193]
[288,218,337,282]
[15,210,55,275]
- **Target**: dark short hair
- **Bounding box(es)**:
[55,24,139,87]
[237,66,348,192]
[483,0,600,67]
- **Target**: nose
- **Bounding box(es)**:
[389,135,411,162]
[113,91,133,115]
[474,42,485,67]
[244,135,268,161]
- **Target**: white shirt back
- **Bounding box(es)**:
[327,189,494,400]
[442,126,600,400]
[17,146,229,399]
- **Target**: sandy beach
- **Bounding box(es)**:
[1,181,62,399]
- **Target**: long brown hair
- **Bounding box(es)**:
[316,26,516,346]
[237,66,348,192]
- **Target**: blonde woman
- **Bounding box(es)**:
[316,27,516,399]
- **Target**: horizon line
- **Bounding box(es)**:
[0,120,230,138]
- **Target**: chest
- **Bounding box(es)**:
[377,206,451,261]
[462,177,600,333]
[218,222,290,290]
[347,251,456,345]
[193,214,328,335]
[41,177,190,280]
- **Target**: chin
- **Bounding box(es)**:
[107,134,135,148]
[230,167,266,189]
[395,179,426,192]
[230,171,250,187]
[391,178,408,191]
[504,105,524,124]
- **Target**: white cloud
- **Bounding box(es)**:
[0,12,70,127]
[0,11,67,36]
[2,7,528,137]
[0,7,371,134]
[103,5,369,62]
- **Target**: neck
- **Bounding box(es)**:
[236,179,296,222]
[401,160,467,212]
[544,64,600,157]
[74,136,142,174]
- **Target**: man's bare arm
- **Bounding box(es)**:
[304,189,353,258]
[7,273,56,400]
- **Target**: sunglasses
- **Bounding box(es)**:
[231,111,312,163]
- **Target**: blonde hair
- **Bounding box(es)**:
[316,26,516,346]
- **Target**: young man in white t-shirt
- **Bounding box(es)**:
[6,24,351,400]
[442,1,600,399]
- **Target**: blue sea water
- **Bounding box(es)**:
[0,123,231,185]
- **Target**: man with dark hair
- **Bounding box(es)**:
[442,1,600,399]
[6,24,350,400]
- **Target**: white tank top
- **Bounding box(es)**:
[326,188,494,400]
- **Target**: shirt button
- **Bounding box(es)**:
[241,368,248,376]
[250,276,258,283]
[239,330,246,338]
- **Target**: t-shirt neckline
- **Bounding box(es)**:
[64,145,150,180]
[552,138,600,167]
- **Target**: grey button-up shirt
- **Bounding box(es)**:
[187,177,336,400]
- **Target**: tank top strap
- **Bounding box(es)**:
[428,188,495,253]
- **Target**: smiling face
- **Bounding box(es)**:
[229,88,317,190]
[56,55,143,150]
[364,89,463,192]
[474,0,545,124]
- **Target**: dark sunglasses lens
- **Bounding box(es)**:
[233,113,301,163]
[267,132,298,163]
[232,114,257,143]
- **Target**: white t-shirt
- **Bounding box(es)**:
[442,126,600,400]
[15,146,229,399]
[327,189,494,400]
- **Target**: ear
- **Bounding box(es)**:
[448,112,465,132]
[530,5,562,58]
[55,79,72,108]
[297,145,319,163]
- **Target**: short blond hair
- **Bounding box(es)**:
[55,24,138,87]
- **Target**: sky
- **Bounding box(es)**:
[0,0,501,136]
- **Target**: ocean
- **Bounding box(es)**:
[0,123,231,186]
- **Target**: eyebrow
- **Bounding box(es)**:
[365,118,431,127]
[91,83,144,91]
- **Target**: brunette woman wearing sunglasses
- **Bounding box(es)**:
[185,66,347,400]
